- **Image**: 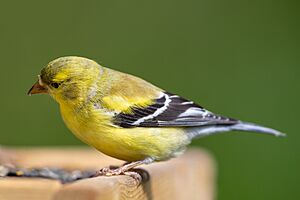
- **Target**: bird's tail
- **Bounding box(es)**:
[187,121,286,139]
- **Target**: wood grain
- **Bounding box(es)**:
[0,178,61,200]
[0,147,215,200]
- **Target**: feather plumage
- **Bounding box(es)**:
[28,56,285,164]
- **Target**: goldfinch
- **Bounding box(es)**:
[28,56,284,178]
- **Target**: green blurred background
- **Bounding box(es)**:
[0,0,298,199]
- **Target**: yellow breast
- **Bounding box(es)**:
[59,103,191,162]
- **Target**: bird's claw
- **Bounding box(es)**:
[123,171,142,184]
[94,167,120,176]
[94,167,144,185]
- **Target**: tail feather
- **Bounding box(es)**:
[187,121,286,139]
[231,122,285,137]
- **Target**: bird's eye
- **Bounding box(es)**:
[51,82,60,88]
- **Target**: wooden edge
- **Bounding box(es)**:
[7,147,123,170]
[54,149,216,200]
[0,178,61,200]
[0,147,16,166]
[0,148,216,200]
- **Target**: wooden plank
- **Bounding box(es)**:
[0,178,61,200]
[54,150,215,200]
[0,147,15,166]
[0,148,215,200]
[10,147,123,170]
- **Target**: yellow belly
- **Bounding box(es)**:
[60,105,191,162]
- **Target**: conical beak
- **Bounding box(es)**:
[27,80,48,96]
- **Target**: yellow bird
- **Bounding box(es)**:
[28,56,284,179]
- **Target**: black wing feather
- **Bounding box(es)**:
[113,92,237,128]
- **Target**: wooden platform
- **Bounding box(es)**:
[0,147,215,200]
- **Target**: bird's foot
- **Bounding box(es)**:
[94,158,153,184]
[94,166,120,176]
[94,166,143,184]
[123,170,142,183]
[95,168,152,185]
[93,162,130,175]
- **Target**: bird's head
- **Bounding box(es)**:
[28,56,102,106]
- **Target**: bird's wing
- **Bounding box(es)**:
[111,92,238,128]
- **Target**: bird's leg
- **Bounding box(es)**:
[95,157,153,182]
